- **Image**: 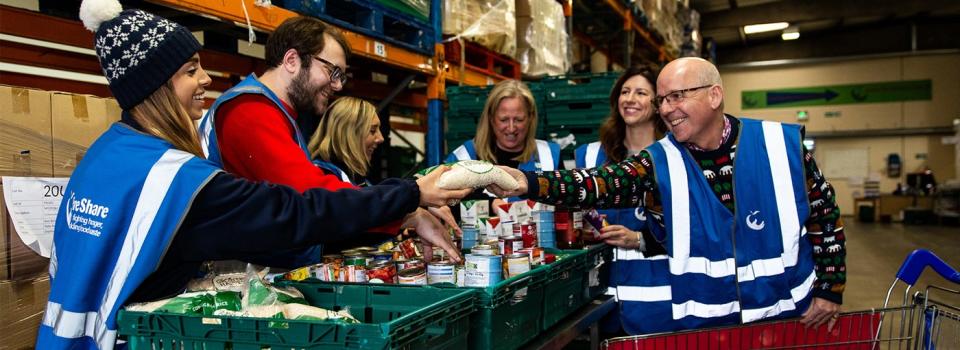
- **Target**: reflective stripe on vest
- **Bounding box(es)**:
[585,142,601,168]
[535,140,554,171]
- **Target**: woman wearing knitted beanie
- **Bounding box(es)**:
[37,1,470,348]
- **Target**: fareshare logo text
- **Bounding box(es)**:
[65,192,109,237]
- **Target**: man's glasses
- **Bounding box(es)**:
[312,56,348,86]
[655,85,713,107]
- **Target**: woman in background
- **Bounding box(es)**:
[573,66,670,336]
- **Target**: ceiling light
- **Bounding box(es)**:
[781,26,799,40]
[743,22,789,34]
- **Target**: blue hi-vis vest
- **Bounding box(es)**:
[199,74,311,167]
[642,118,816,332]
[575,141,672,335]
[312,159,371,187]
[37,123,220,349]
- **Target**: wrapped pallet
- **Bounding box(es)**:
[516,0,569,76]
[443,0,516,58]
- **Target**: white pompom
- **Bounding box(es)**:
[79,0,123,32]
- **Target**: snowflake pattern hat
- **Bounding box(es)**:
[80,0,201,109]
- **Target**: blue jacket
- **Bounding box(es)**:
[575,141,671,335]
[642,118,815,331]
[37,123,221,349]
[198,74,310,168]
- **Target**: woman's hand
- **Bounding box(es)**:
[416,165,473,207]
[401,209,462,263]
[427,206,462,236]
[486,166,527,198]
[597,225,645,249]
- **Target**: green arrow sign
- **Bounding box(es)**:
[741,80,931,109]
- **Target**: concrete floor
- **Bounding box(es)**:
[842,219,960,312]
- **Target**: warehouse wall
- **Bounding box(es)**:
[719,53,959,214]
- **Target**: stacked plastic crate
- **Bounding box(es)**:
[538,72,619,159]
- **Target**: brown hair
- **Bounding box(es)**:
[308,97,378,176]
[598,66,667,163]
[265,16,352,69]
[474,80,539,164]
[129,82,205,157]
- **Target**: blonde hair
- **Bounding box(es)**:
[129,82,205,157]
[474,80,538,164]
[308,97,377,176]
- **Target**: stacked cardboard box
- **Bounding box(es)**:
[0,85,121,347]
[443,0,516,58]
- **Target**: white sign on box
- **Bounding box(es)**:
[2,176,69,258]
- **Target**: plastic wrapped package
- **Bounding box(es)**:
[639,0,683,57]
[374,0,430,22]
[516,0,569,76]
[443,0,516,58]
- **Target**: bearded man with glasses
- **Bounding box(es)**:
[489,57,845,335]
[197,16,463,268]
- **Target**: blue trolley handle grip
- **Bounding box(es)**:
[895,249,960,285]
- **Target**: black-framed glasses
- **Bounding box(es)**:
[655,85,713,106]
[312,56,348,86]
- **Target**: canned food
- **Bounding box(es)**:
[322,254,343,265]
[464,254,502,287]
[498,235,522,255]
[427,261,456,284]
[346,264,368,282]
[343,253,367,267]
[520,223,538,248]
[341,248,361,255]
[366,260,396,283]
[355,246,378,254]
[517,247,544,265]
[395,258,424,271]
[372,251,393,263]
[283,265,312,281]
[471,244,497,256]
[504,253,531,278]
[398,267,427,285]
[399,238,421,259]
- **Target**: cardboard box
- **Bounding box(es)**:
[0,182,50,281]
[0,85,53,177]
[0,277,50,349]
[51,93,121,177]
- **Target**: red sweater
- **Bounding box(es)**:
[215,94,401,234]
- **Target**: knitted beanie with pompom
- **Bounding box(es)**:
[79,0,201,109]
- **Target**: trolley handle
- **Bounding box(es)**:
[895,249,960,285]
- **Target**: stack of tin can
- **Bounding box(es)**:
[533,210,556,248]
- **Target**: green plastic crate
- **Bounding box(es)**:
[439,261,550,350]
[583,244,615,300]
[540,248,589,331]
[541,72,619,102]
[543,99,610,128]
[118,283,476,349]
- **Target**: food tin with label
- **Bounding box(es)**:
[427,261,456,284]
[504,253,531,278]
[398,266,427,285]
[464,254,502,287]
[366,260,396,283]
[498,235,523,255]
[471,244,497,256]
[517,247,544,266]
[372,251,393,263]
[395,257,423,271]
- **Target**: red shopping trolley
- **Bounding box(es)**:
[603,249,960,349]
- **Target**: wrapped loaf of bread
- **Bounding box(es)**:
[437,160,519,190]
